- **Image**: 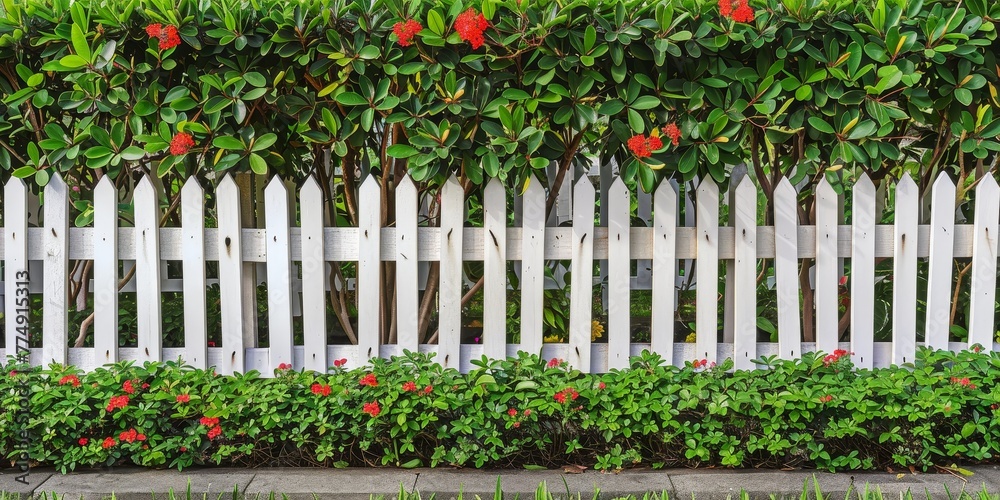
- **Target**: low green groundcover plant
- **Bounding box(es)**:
[2,348,999,473]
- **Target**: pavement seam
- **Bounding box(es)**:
[242,472,259,498]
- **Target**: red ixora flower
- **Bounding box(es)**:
[554,388,579,404]
[169,132,195,155]
[720,0,754,22]
[507,408,518,417]
[692,359,716,369]
[598,381,607,390]
[207,426,223,440]
[363,401,381,417]
[950,377,976,389]
[333,358,347,368]
[119,428,146,443]
[200,416,220,427]
[401,381,418,392]
[661,123,682,146]
[106,395,130,412]
[311,383,332,396]
[822,349,853,367]
[454,8,489,49]
[359,373,378,387]
[627,134,664,158]
[59,375,81,387]
[423,385,433,394]
[393,19,423,47]
[79,438,89,446]
[547,358,563,368]
[123,380,136,394]
[102,437,116,449]
[146,23,181,50]
[176,394,190,404]
[277,362,292,371]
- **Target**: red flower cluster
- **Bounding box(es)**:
[102,437,116,449]
[597,381,606,390]
[79,438,89,446]
[546,358,563,368]
[424,385,433,394]
[507,408,518,417]
[333,358,348,368]
[401,381,418,392]
[692,359,716,369]
[207,426,223,440]
[554,387,580,404]
[119,428,147,443]
[176,394,190,404]
[661,123,682,146]
[123,380,136,394]
[169,132,195,155]
[277,362,292,371]
[950,377,977,390]
[719,0,755,23]
[145,23,181,50]
[819,395,834,404]
[359,373,378,387]
[311,383,332,396]
[363,401,381,417]
[627,134,664,158]
[822,349,852,367]
[59,375,81,387]
[106,395,130,412]
[200,416,223,439]
[393,19,423,47]
[455,8,489,49]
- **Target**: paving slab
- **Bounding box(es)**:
[413,469,675,500]
[28,467,254,500]
[0,469,54,496]
[242,468,419,500]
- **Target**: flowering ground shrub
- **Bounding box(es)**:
[3,348,1000,473]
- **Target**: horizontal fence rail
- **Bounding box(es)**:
[1,172,998,374]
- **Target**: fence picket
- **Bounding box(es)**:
[608,177,631,369]
[925,174,955,350]
[42,174,70,365]
[569,179,596,372]
[733,177,757,370]
[358,177,382,363]
[94,176,119,365]
[696,178,719,363]
[520,174,546,356]
[814,178,839,355]
[133,176,162,364]
[395,175,419,352]
[438,176,464,369]
[265,178,294,370]
[774,178,800,359]
[483,179,507,361]
[891,176,918,364]
[651,181,677,364]
[217,175,245,375]
[4,178,28,358]
[968,175,1000,350]
[181,178,207,369]
[300,177,327,372]
[850,174,876,369]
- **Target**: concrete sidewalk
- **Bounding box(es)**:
[3,466,1000,500]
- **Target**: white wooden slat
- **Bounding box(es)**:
[395,175,419,352]
[357,177,382,363]
[265,177,294,370]
[733,176,757,370]
[4,179,28,358]
[891,176,918,364]
[651,181,677,364]
[438,176,464,369]
[924,174,955,350]
[133,176,162,364]
[814,177,839,355]
[519,174,545,356]
[217,175,246,375]
[695,178,719,363]
[723,165,748,344]
[774,178,800,360]
[93,176,119,365]
[569,179,596,372]
[607,177,630,370]
[181,178,207,369]
[967,175,1000,350]
[43,174,69,365]
[483,179,507,361]
[299,177,327,372]
[850,174,876,369]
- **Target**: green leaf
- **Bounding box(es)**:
[808,117,835,134]
[249,152,268,174]
[631,95,661,110]
[427,10,445,36]
[213,136,245,150]
[251,133,277,152]
[357,45,380,60]
[12,166,36,178]
[387,144,419,158]
[335,92,369,106]
[71,24,91,61]
[59,54,89,70]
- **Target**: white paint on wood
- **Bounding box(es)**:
[265,177,294,370]
[891,176,918,364]
[569,179,596,372]
[814,177,839,355]
[94,176,119,365]
[358,177,382,363]
[733,177,757,370]
[133,176,162,364]
[774,178,800,359]
[181,178,207,369]
[395,175,419,352]
[483,179,507,361]
[723,165,748,344]
[438,176,464,369]
[651,182,677,363]
[967,175,999,350]
[300,177,327,372]
[4,179,28,357]
[519,174,545,356]
[41,175,70,365]
[217,175,245,375]
[924,174,955,350]
[850,174,876,369]
[696,178,719,363]
[608,177,631,370]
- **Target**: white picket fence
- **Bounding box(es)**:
[1,171,998,375]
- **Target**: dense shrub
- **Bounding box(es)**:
[3,348,999,472]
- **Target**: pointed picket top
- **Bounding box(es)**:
[95,174,116,197]
[264,174,289,199]
[968,174,1000,350]
[574,176,596,201]
[925,173,956,350]
[697,176,719,200]
[734,175,756,209]
[522,173,546,222]
[850,173,876,368]
[182,175,204,198]
[651,180,677,363]
[218,173,239,197]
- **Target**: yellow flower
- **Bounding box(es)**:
[543,334,562,343]
[591,320,604,341]
[685,332,696,343]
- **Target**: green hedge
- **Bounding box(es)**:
[3,348,999,472]
[1,0,998,197]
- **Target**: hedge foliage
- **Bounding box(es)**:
[2,349,1000,472]
[1,0,998,197]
